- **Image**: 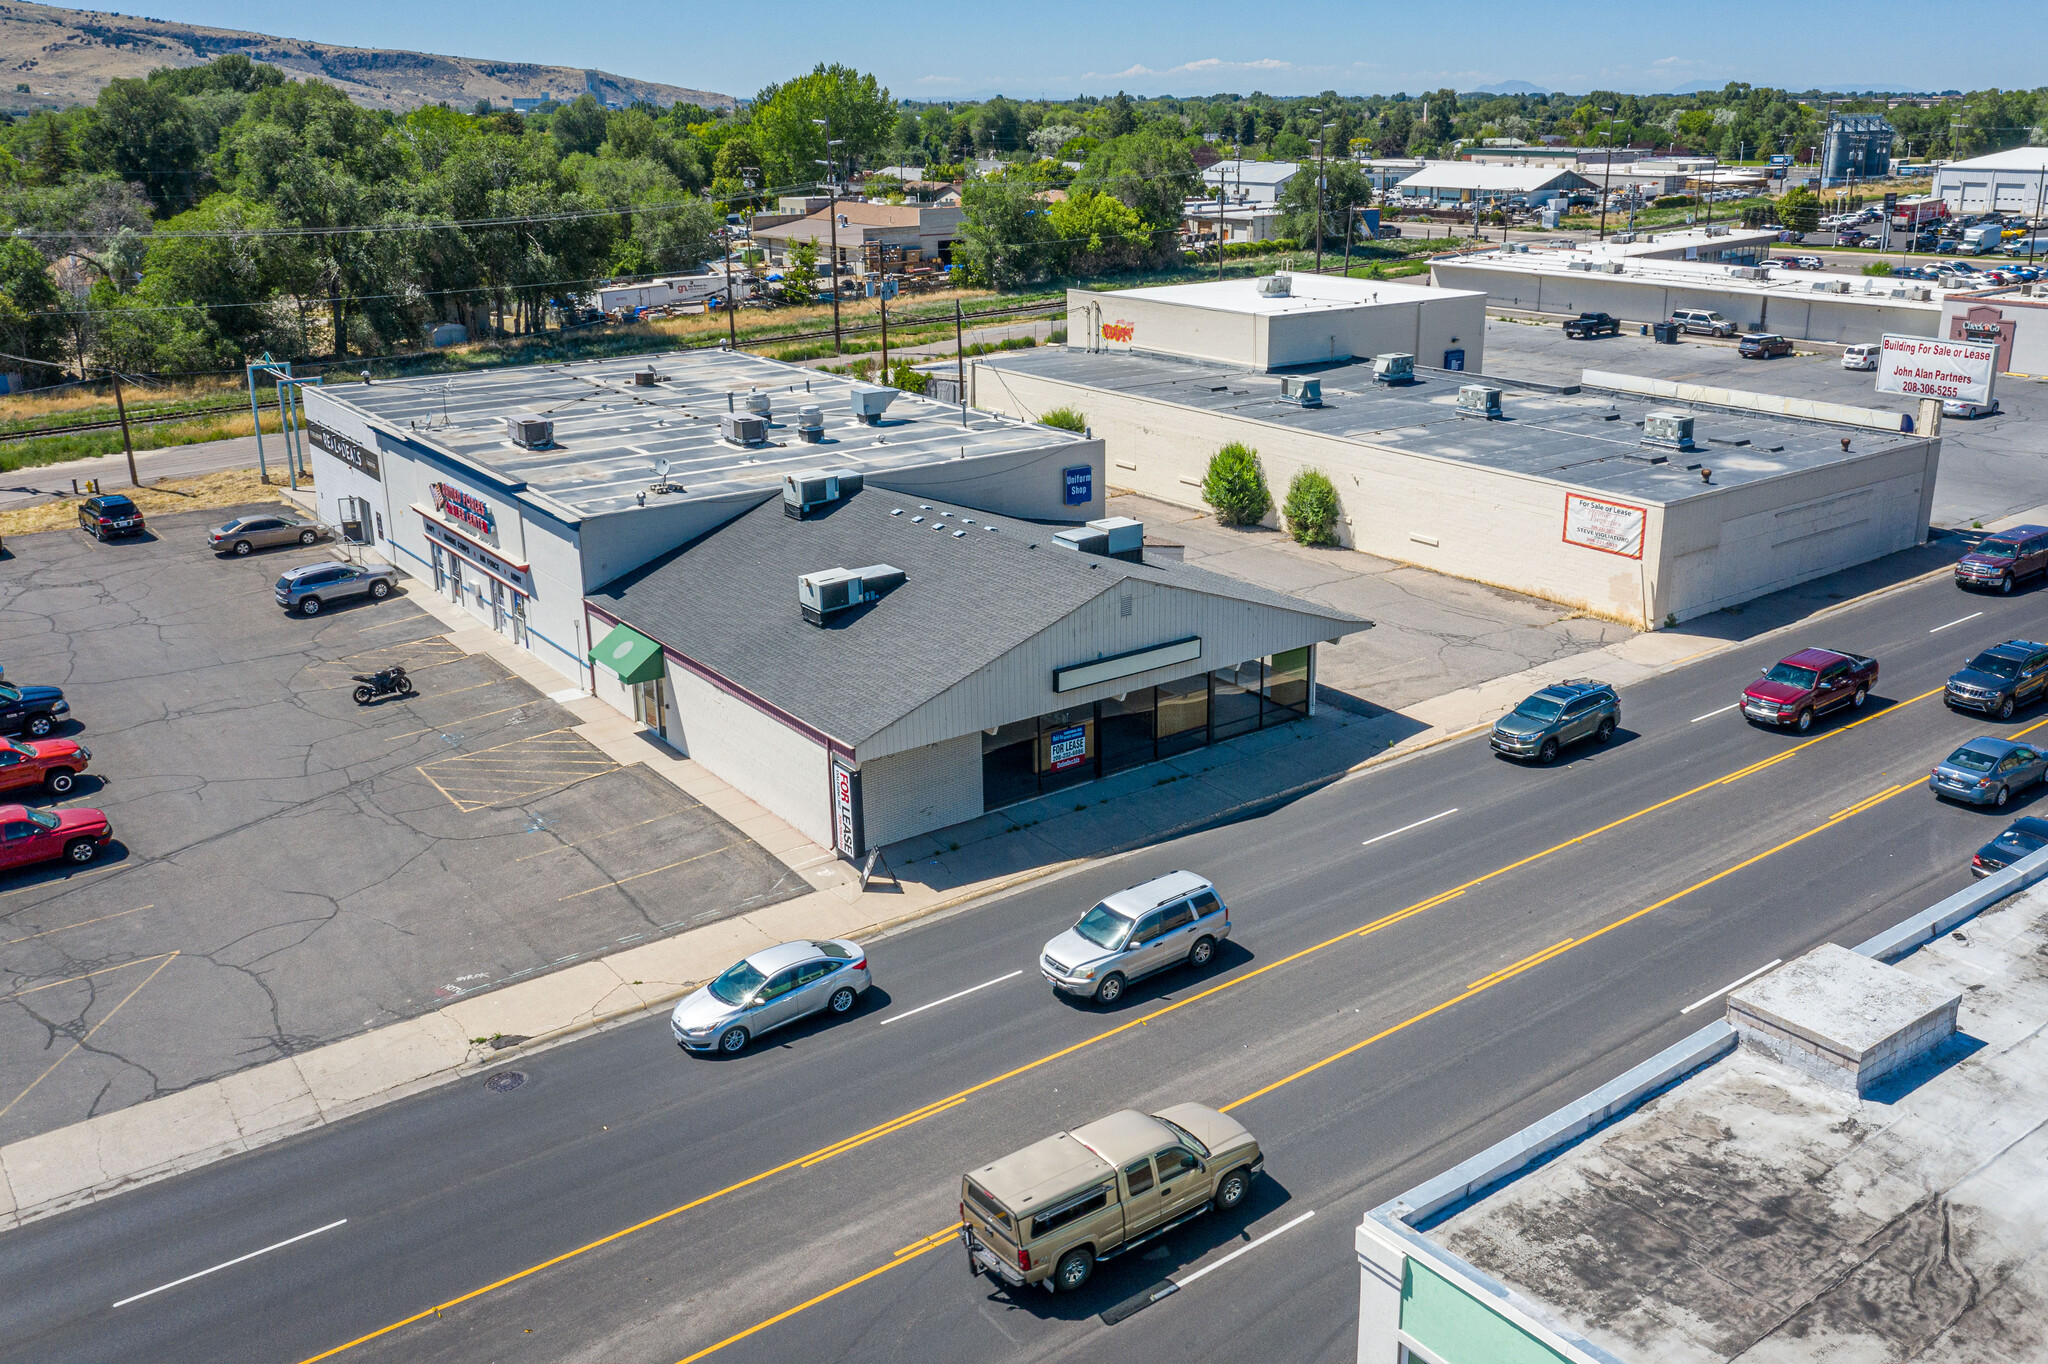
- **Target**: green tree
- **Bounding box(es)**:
[1282,468,1340,546]
[1044,188,1149,274]
[751,64,894,186]
[955,175,1054,288]
[1777,185,1821,234]
[549,94,611,157]
[81,77,201,213]
[1275,159,1372,251]
[1075,126,1195,250]
[888,358,928,393]
[1202,441,1271,526]
[0,238,64,381]
[781,240,817,304]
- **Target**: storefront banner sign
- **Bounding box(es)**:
[1047,725,1088,771]
[1562,493,1647,559]
[418,514,532,595]
[1876,334,1997,405]
[831,758,864,859]
[431,481,497,541]
[306,422,381,480]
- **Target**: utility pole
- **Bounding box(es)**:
[718,213,737,349]
[954,299,964,403]
[1216,183,1226,282]
[1309,110,1334,273]
[814,118,843,355]
[879,295,888,382]
[110,371,138,487]
[1343,204,1355,276]
[1597,107,1617,241]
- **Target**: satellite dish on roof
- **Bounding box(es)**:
[656,457,671,480]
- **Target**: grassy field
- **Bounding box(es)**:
[0,409,285,475]
[0,467,299,538]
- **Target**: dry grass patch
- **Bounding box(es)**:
[0,468,308,538]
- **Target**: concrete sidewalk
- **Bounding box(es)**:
[0,498,2007,1234]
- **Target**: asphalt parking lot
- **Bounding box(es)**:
[1477,316,2048,529]
[0,503,800,1146]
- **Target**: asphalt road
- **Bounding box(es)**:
[7,559,2047,1364]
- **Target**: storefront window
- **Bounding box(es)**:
[1098,689,1156,775]
[1265,647,1310,715]
[1036,708,1095,795]
[1155,675,1210,758]
[1211,661,1264,741]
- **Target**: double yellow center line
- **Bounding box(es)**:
[299,685,1944,1364]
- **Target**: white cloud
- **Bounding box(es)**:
[1082,56,1294,81]
[915,74,965,86]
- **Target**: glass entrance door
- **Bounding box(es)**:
[634,677,667,739]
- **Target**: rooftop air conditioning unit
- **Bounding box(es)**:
[1280,376,1323,408]
[795,405,824,443]
[850,384,897,424]
[1052,525,1110,555]
[506,415,554,448]
[1372,352,1415,384]
[1455,384,1503,419]
[1598,261,1625,274]
[1705,224,1728,237]
[1567,260,1595,272]
[1812,279,1851,293]
[1504,241,1529,253]
[1730,266,1766,280]
[1085,516,1144,562]
[1643,410,1696,450]
[1255,273,1292,297]
[782,467,862,518]
[1611,231,1636,244]
[720,412,768,446]
[1909,286,1932,301]
[799,563,905,625]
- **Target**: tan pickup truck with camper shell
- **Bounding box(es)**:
[959,1103,1262,1293]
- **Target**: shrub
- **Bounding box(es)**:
[1282,468,1341,546]
[1862,261,1896,276]
[1651,193,1696,209]
[1203,441,1271,526]
[1040,405,1087,433]
[889,359,928,393]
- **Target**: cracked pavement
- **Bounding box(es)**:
[0,504,800,1146]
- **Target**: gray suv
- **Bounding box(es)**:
[275,561,397,615]
[1945,640,2048,719]
[1492,679,1620,763]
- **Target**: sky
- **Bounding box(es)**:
[72,1,2046,101]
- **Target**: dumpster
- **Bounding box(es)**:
[1652,321,1681,343]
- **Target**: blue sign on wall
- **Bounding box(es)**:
[1063,465,1093,506]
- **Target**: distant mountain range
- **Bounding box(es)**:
[1474,80,1552,95]
[0,2,733,112]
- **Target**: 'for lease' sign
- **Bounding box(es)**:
[1876,334,1997,405]
[1563,493,1646,559]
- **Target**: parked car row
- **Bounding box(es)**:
[0,672,110,872]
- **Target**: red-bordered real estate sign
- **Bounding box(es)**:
[1562,493,1646,559]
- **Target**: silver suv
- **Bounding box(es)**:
[1041,870,1229,1005]
[275,561,397,615]
[1671,308,1736,337]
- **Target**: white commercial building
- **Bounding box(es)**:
[1392,163,1594,205]
[1933,147,2048,217]
[1432,228,1957,343]
[1201,159,1300,206]
[1065,273,1488,375]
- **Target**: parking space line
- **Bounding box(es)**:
[0,904,153,949]
[2,951,179,1000]
[1,952,178,1120]
[557,841,745,901]
[113,1218,348,1308]
[1931,612,1984,633]
[386,703,535,742]
[877,970,1024,1026]
[0,866,115,901]
[514,815,682,860]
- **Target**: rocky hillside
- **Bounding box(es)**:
[0,2,733,112]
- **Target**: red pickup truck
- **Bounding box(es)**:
[1742,648,1879,732]
[0,735,90,796]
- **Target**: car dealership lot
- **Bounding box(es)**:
[0,504,799,1146]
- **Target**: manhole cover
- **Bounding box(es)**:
[484,1070,527,1093]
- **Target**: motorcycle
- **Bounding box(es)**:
[351,665,415,705]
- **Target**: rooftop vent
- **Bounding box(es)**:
[744,389,772,418]
[1455,384,1503,419]
[720,413,768,446]
[850,384,897,425]
[1279,376,1323,408]
[506,415,554,449]
[1255,273,1291,297]
[631,367,661,387]
[1372,352,1415,385]
[796,405,825,443]
[799,564,905,625]
[782,468,863,519]
[1642,410,1696,450]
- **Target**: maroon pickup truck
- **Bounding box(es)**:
[1741,648,1879,732]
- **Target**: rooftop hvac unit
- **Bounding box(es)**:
[1812,279,1851,293]
[1086,516,1144,562]
[782,467,863,518]
[850,384,897,424]
[1705,224,1728,237]
[1567,260,1595,271]
[743,389,772,418]
[795,405,824,443]
[631,367,661,387]
[1908,285,1932,301]
[799,563,905,625]
[1729,266,1766,280]
[1642,410,1696,450]
[1504,241,1530,253]
[720,412,768,446]
[1280,376,1323,408]
[1052,525,1110,555]
[1372,352,1415,384]
[506,415,554,449]
[1610,231,1636,244]
[1598,261,1624,274]
[1255,273,1292,297]
[1455,384,1503,419]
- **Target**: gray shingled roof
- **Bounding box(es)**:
[591,488,1365,747]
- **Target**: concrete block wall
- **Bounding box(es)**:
[857,732,984,848]
[663,657,833,848]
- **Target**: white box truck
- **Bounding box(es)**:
[1963,223,2003,255]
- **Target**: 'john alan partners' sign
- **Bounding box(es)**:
[430,481,497,542]
[306,422,381,481]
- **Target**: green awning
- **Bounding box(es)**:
[590,622,665,685]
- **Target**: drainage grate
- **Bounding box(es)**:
[484,1070,527,1093]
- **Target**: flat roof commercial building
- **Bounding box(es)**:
[750,201,964,273]
[299,349,1104,695]
[1067,273,1488,375]
[1942,281,2048,378]
[1202,159,1300,206]
[1432,229,1956,342]
[1392,163,1594,205]
[588,484,1363,854]
[1358,875,2048,1364]
[1934,146,2048,216]
[971,327,1941,628]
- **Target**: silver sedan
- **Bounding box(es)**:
[670,939,871,1053]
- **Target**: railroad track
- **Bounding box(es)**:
[0,400,276,444]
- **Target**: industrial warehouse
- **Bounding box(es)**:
[970,276,1944,629]
[298,348,1362,855]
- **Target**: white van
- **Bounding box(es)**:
[1843,344,1880,371]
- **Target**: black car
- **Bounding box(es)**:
[1946,640,2048,719]
[1739,333,1794,359]
[1972,816,2048,877]
[79,494,144,540]
[0,682,69,738]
